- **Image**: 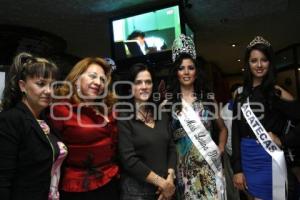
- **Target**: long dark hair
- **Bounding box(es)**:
[127,63,157,117]
[1,52,58,111]
[168,53,210,112]
[240,43,277,104]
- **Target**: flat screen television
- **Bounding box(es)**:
[110,4,189,60]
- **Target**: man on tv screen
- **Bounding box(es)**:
[127,30,167,56]
[127,30,149,55]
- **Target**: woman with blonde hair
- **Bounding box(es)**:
[49,57,119,200]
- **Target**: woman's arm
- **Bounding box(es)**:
[275,85,295,101]
[146,171,175,200]
[0,114,20,200]
[215,103,228,154]
[231,101,248,190]
[273,86,300,146]
[231,101,242,174]
[118,119,175,197]
[166,114,177,171]
[274,86,300,121]
[118,120,159,181]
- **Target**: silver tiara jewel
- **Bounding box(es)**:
[104,57,117,72]
[172,34,196,62]
[247,36,271,48]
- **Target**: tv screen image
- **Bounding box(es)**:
[111,5,182,60]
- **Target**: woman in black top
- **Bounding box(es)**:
[0,52,67,200]
[118,63,177,200]
[231,36,300,200]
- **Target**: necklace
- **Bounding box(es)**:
[138,110,153,124]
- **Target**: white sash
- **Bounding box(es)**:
[241,99,287,200]
[176,100,226,200]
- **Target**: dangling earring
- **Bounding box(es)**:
[76,86,80,93]
[22,91,27,96]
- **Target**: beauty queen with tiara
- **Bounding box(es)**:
[232,36,300,200]
[167,34,227,200]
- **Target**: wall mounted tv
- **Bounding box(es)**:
[110,5,190,60]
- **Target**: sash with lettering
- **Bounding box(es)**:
[241,99,287,200]
[176,99,226,200]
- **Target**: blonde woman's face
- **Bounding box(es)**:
[76,63,107,101]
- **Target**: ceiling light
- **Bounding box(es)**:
[242,68,245,71]
[232,44,236,47]
[237,59,241,62]
[298,68,300,71]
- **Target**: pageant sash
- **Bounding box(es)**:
[176,100,226,200]
[241,99,287,200]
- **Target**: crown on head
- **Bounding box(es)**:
[247,36,271,48]
[172,34,196,62]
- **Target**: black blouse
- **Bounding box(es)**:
[0,103,59,200]
[231,86,300,173]
[118,112,177,181]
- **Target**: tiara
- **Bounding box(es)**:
[172,34,196,62]
[247,36,271,48]
[104,57,117,72]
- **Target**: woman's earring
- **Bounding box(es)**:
[22,91,27,96]
[76,85,80,94]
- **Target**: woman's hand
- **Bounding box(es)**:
[156,170,176,200]
[147,171,175,200]
[157,177,175,200]
[218,144,225,155]
[268,132,282,147]
[233,172,247,191]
